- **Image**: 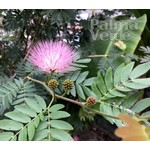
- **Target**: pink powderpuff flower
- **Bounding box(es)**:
[28,41,78,73]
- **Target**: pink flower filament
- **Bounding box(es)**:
[28,41,77,73]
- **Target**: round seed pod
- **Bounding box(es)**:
[48,79,58,89]
[62,79,74,90]
[85,97,96,106]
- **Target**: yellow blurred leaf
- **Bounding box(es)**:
[115,114,150,141]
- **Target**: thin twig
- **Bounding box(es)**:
[56,94,83,106]
[88,55,108,58]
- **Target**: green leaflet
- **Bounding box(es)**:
[51,128,73,141]
[122,92,143,109]
[39,113,44,121]
[5,112,31,123]
[130,62,150,79]
[36,121,48,131]
[0,87,9,93]
[18,127,27,141]
[132,78,150,86]
[76,71,89,83]
[71,63,87,68]
[7,81,18,90]
[0,132,14,141]
[82,86,98,98]
[75,58,91,63]
[50,111,70,119]
[70,87,76,97]
[33,117,40,128]
[103,93,116,99]
[33,129,48,141]
[70,71,80,81]
[109,90,125,97]
[91,83,102,97]
[121,62,135,82]
[142,111,150,117]
[123,82,150,89]
[14,78,23,88]
[2,85,16,98]
[112,107,123,127]
[115,85,131,92]
[96,73,107,94]
[0,119,23,131]
[76,84,85,99]
[15,104,37,118]
[12,98,26,105]
[50,120,73,130]
[99,103,114,124]
[114,63,125,85]
[35,95,47,109]
[28,122,35,141]
[83,77,96,86]
[132,98,150,113]
[49,104,65,112]
[105,67,113,90]
[25,98,43,113]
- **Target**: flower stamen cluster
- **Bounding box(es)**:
[28,41,78,73]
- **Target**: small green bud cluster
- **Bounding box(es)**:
[48,79,58,89]
[62,79,74,91]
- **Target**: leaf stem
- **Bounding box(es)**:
[62,90,68,97]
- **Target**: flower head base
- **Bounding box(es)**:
[28,41,78,73]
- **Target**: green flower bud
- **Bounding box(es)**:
[62,79,74,90]
[48,79,58,89]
